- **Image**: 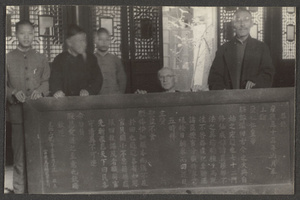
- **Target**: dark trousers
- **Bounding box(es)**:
[11,123,27,193]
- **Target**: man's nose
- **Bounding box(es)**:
[240,21,246,26]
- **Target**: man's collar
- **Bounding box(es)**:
[165,89,176,93]
[67,49,80,57]
[17,45,32,53]
[96,49,109,57]
[235,35,251,44]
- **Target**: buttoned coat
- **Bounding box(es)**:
[94,52,127,95]
[208,37,275,90]
[6,48,50,123]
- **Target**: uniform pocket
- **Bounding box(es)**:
[33,66,45,80]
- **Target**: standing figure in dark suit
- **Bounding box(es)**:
[208,9,274,90]
[50,24,103,97]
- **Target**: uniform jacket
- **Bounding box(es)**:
[94,52,127,95]
[49,51,103,96]
[6,48,50,123]
[208,36,275,90]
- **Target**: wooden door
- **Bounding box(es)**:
[125,6,164,93]
[85,6,164,93]
[264,7,296,87]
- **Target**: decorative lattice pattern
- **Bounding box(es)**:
[130,6,161,60]
[282,7,296,60]
[29,5,64,62]
[219,7,235,45]
[251,7,264,41]
[127,6,131,59]
[91,6,122,57]
[219,7,264,45]
[6,6,20,54]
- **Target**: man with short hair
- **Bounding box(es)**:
[6,20,50,193]
[208,9,274,90]
[157,67,178,92]
[94,28,127,95]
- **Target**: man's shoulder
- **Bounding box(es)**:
[6,49,19,57]
[107,53,123,65]
[87,52,97,58]
[29,49,48,60]
[107,53,121,60]
[217,40,234,52]
[246,37,271,53]
[6,49,20,66]
[221,37,267,49]
[248,37,265,45]
[53,51,69,61]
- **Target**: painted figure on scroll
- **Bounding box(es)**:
[6,20,50,193]
[135,67,179,94]
[49,24,103,98]
[208,8,274,90]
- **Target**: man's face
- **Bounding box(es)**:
[16,24,34,48]
[67,33,87,55]
[158,69,176,91]
[95,32,111,52]
[232,11,253,38]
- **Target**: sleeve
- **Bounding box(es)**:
[6,62,17,104]
[49,55,64,96]
[251,44,275,88]
[208,48,227,90]
[116,57,127,94]
[86,55,103,95]
[35,55,50,96]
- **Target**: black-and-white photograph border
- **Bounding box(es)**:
[1,1,299,199]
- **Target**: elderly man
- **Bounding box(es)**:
[208,9,274,90]
[135,67,178,94]
[49,24,103,97]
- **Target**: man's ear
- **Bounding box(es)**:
[249,19,253,28]
[231,21,236,31]
[66,38,71,47]
[93,32,98,43]
[174,74,178,83]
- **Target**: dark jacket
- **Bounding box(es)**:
[50,51,103,96]
[208,37,275,90]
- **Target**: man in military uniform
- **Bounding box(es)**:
[6,20,50,193]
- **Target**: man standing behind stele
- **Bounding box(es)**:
[208,8,274,90]
[6,20,50,193]
[50,24,103,97]
[94,28,127,94]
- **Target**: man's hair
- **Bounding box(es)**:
[66,24,85,39]
[96,27,110,35]
[232,8,252,20]
[16,20,34,32]
[158,67,175,77]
